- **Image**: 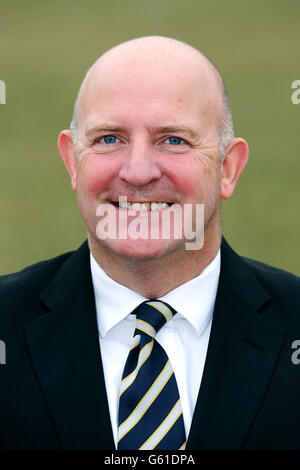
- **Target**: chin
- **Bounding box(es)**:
[103,238,184,262]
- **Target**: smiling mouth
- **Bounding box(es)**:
[110,201,173,211]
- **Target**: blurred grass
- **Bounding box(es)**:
[0,0,299,274]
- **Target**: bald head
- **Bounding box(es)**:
[70,36,234,158]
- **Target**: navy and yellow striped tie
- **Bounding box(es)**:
[117,300,186,450]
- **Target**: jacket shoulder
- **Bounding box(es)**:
[241,255,300,305]
[221,237,300,329]
[0,250,74,292]
[0,249,75,338]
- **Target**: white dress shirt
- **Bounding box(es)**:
[90,250,221,448]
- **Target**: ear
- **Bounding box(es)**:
[220,138,249,199]
[57,130,78,191]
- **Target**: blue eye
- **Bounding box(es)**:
[166,137,183,145]
[101,135,118,144]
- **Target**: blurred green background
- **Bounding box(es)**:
[0,0,299,275]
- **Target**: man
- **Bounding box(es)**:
[0,36,300,450]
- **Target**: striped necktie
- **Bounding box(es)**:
[117,300,186,450]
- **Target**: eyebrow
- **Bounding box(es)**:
[85,123,199,140]
[148,125,199,140]
[85,124,126,138]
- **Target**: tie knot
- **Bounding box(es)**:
[134,300,176,338]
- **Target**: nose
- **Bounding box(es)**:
[118,138,162,186]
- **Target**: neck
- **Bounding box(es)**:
[88,223,222,298]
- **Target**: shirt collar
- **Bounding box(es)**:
[90,250,221,338]
[90,255,147,338]
[160,251,220,336]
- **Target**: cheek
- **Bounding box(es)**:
[76,154,116,199]
[167,158,221,199]
[162,159,197,196]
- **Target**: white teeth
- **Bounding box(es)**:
[119,201,129,209]
[117,201,169,211]
[151,202,168,211]
[131,203,145,211]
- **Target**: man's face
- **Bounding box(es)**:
[66,57,224,261]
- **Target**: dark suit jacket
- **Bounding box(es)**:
[0,238,300,450]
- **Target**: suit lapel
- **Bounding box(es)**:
[23,241,115,449]
[187,238,285,449]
